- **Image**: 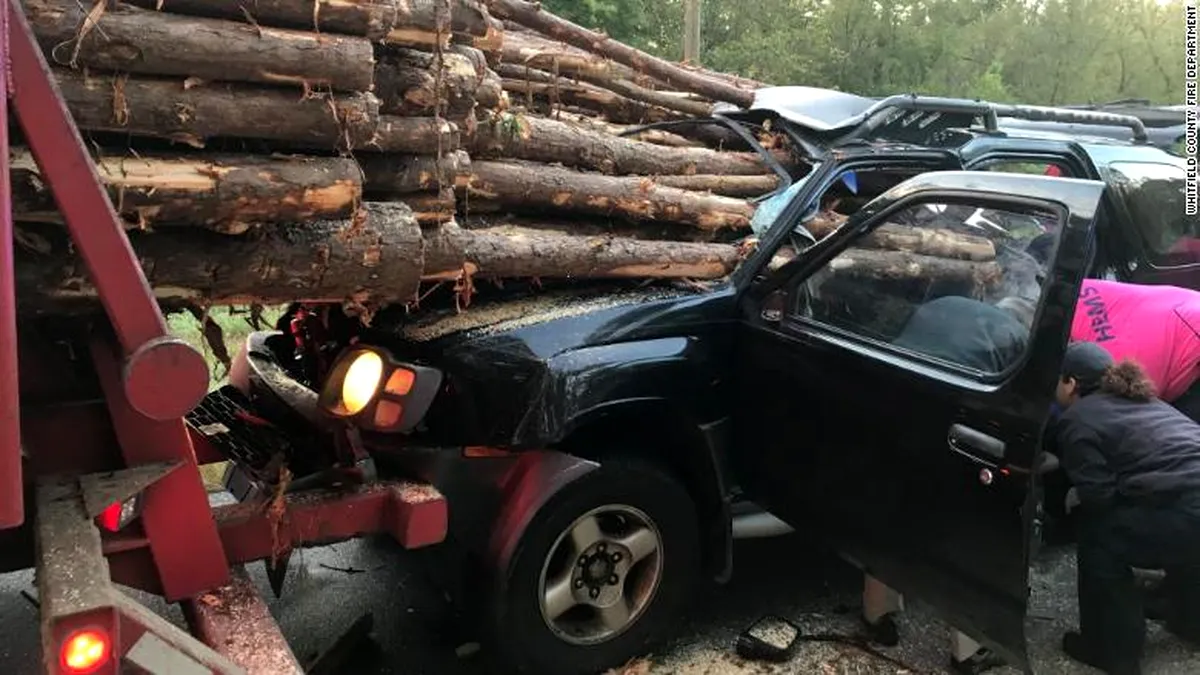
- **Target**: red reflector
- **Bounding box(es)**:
[97,502,122,532]
[61,629,110,673]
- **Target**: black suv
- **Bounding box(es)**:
[200,88,1196,675]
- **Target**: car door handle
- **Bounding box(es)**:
[947,424,1006,464]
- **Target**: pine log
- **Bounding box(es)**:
[469,113,770,176]
[26,0,374,92]
[462,16,504,60]
[449,44,505,109]
[501,77,684,125]
[823,249,1003,291]
[652,174,780,198]
[461,160,755,231]
[400,189,457,225]
[550,111,704,147]
[804,212,997,261]
[16,202,425,307]
[375,48,480,117]
[125,0,400,39]
[380,0,492,48]
[54,69,381,150]
[359,151,471,194]
[10,149,361,234]
[487,0,755,107]
[369,115,462,153]
[421,220,739,281]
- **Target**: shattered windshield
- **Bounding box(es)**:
[1104,161,1195,268]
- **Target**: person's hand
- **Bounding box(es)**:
[1065,487,1081,514]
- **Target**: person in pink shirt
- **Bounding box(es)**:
[1070,279,1200,422]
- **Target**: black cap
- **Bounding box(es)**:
[1061,341,1114,393]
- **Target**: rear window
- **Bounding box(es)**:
[1105,161,1196,268]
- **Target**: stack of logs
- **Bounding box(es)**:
[11,0,999,318]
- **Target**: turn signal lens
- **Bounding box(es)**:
[384,369,415,396]
[374,400,403,428]
[341,351,384,415]
[61,629,110,673]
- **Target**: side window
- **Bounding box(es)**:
[1105,161,1195,268]
[789,199,1060,375]
[982,159,1075,178]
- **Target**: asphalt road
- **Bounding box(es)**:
[3,530,1200,674]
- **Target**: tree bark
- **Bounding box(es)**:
[803,211,997,261]
[380,0,492,47]
[461,160,756,231]
[822,249,1003,291]
[375,47,481,117]
[501,77,684,125]
[652,174,779,198]
[549,111,704,147]
[16,202,425,307]
[55,69,381,150]
[400,189,457,226]
[125,0,400,40]
[486,0,755,107]
[26,0,374,92]
[461,16,504,60]
[421,220,738,281]
[359,151,471,194]
[367,115,462,153]
[469,112,770,176]
[10,149,362,234]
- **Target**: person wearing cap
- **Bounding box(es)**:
[1053,342,1200,674]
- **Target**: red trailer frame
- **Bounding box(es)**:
[0,2,448,672]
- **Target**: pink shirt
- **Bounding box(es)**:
[1071,279,1200,402]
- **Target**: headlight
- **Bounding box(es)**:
[318,346,444,433]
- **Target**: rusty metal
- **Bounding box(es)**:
[36,472,245,675]
[79,461,181,518]
[90,339,231,601]
[182,566,305,675]
[0,0,22,530]
[5,0,208,420]
[214,481,448,564]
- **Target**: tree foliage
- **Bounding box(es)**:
[541,0,1186,105]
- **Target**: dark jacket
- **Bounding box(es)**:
[892,296,1029,373]
[1057,392,1200,509]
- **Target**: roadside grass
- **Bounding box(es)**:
[167,306,287,490]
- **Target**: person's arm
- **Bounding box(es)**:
[1056,419,1118,509]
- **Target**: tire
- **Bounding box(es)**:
[485,460,701,675]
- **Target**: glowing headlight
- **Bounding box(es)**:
[318,346,444,433]
[341,351,383,415]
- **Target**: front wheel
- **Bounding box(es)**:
[487,461,701,675]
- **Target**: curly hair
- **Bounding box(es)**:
[1099,359,1158,402]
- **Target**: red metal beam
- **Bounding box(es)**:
[213,482,448,564]
[5,0,207,421]
[0,0,24,529]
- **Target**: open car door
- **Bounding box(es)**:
[732,170,1106,670]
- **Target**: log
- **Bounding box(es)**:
[55,69,381,150]
[401,189,457,226]
[380,0,492,47]
[550,111,704,147]
[461,160,756,231]
[469,113,771,176]
[10,149,362,234]
[449,44,505,109]
[16,202,425,307]
[804,212,997,261]
[126,0,399,40]
[652,174,780,198]
[501,76,684,125]
[375,47,481,117]
[823,249,1003,291]
[26,0,374,92]
[359,151,471,194]
[421,220,739,281]
[487,0,755,107]
[368,115,462,153]
[461,16,505,60]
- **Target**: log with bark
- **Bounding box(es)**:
[460,160,756,231]
[487,0,755,107]
[652,174,779,198]
[375,47,481,117]
[803,211,997,261]
[502,76,684,125]
[10,149,362,234]
[399,189,457,226]
[359,151,472,194]
[548,111,704,147]
[26,0,375,92]
[421,220,740,281]
[821,249,1003,292]
[16,202,425,307]
[369,115,462,154]
[54,69,381,150]
[469,112,772,176]
[448,44,506,109]
[125,0,400,40]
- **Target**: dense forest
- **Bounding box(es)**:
[542,0,1187,105]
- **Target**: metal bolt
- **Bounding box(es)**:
[574,578,584,589]
[608,574,619,585]
[597,543,606,553]
[589,587,600,599]
[610,552,621,562]
[578,555,588,566]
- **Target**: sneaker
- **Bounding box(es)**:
[861,612,899,647]
[1061,631,1142,675]
[949,647,1006,675]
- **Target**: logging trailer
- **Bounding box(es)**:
[0,4,448,673]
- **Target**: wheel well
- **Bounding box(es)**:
[555,403,728,577]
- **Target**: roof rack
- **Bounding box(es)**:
[845,94,1149,144]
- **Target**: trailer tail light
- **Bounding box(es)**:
[60,628,110,674]
[96,496,142,533]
